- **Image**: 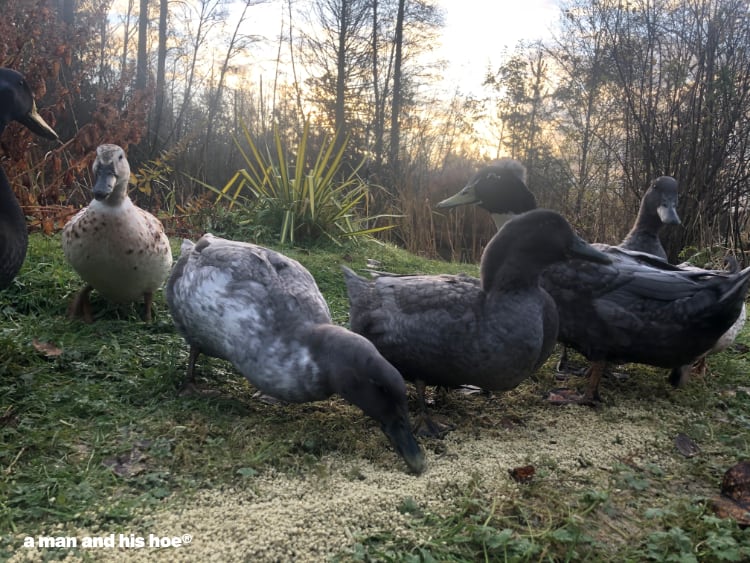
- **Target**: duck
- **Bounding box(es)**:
[689,255,747,378]
[615,178,744,384]
[0,68,59,290]
[343,209,611,435]
[62,144,173,322]
[165,234,425,474]
[437,160,750,401]
[618,176,681,259]
[561,174,680,376]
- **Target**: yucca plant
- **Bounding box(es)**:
[204,121,395,245]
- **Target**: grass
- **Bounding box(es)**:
[0,232,476,556]
[2,232,750,561]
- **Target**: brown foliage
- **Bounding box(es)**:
[1,0,151,231]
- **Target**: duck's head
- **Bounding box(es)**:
[644,176,680,225]
[92,144,131,203]
[480,209,611,291]
[437,159,536,229]
[316,325,425,474]
[0,68,58,140]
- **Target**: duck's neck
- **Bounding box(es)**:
[104,182,131,207]
[629,200,664,237]
[490,212,515,230]
[620,205,667,259]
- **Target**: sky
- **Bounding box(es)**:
[434,0,561,95]
[232,0,562,98]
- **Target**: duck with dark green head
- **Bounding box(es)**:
[0,68,59,290]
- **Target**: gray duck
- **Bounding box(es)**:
[437,160,750,401]
[344,209,610,434]
[166,234,425,474]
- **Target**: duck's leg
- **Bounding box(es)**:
[583,361,605,403]
[547,361,603,405]
[68,284,94,323]
[556,346,570,372]
[668,363,693,388]
[142,291,154,322]
[178,345,201,395]
[412,379,455,438]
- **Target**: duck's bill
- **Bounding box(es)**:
[570,236,612,264]
[658,204,681,225]
[381,417,426,474]
[436,184,479,209]
[18,100,59,141]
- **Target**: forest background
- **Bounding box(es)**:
[3,0,750,264]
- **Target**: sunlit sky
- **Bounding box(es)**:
[434,0,560,95]
[232,0,562,97]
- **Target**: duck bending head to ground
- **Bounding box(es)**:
[0,68,59,290]
[344,209,611,435]
[437,160,750,402]
[62,144,173,322]
[166,234,425,474]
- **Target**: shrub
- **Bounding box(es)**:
[203,121,395,245]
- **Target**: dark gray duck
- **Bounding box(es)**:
[166,234,425,474]
[437,161,750,401]
[618,175,680,259]
[0,68,59,290]
[343,209,610,434]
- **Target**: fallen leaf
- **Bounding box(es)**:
[711,495,750,527]
[509,465,535,484]
[102,447,149,478]
[674,433,700,457]
[32,339,63,358]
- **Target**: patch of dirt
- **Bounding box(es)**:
[10,395,699,562]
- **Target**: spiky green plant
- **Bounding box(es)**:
[203,121,396,245]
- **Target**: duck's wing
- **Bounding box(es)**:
[343,267,481,332]
[343,267,483,363]
[543,253,750,366]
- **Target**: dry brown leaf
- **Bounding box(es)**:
[32,339,63,358]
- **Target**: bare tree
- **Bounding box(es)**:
[136,0,149,89]
[201,1,263,172]
[387,0,405,178]
[150,0,168,153]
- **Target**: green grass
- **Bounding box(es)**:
[0,232,476,553]
[3,232,750,561]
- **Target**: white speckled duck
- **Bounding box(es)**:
[166,234,425,474]
[62,144,173,322]
[0,68,59,290]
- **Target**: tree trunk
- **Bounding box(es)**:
[389,0,405,180]
[151,0,168,153]
[136,0,149,90]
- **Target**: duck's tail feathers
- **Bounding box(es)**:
[719,265,750,305]
[179,238,195,257]
[341,266,370,294]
